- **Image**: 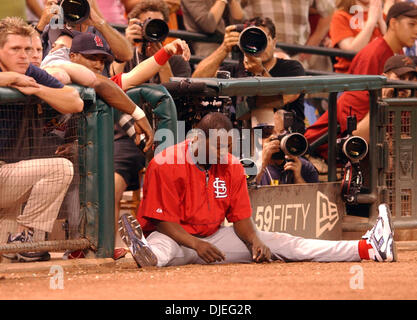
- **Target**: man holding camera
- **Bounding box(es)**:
[256,110,318,186]
[111,0,191,83]
[192,17,307,134]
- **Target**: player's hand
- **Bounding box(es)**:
[37,0,60,31]
[8,73,39,88]
[134,117,154,152]
[164,39,191,61]
[250,237,271,263]
[126,18,143,45]
[194,239,226,264]
[243,54,264,75]
[222,25,240,53]
[283,155,302,179]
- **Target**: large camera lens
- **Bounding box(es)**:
[342,136,368,161]
[143,18,169,42]
[60,0,90,24]
[280,133,308,157]
[238,26,268,56]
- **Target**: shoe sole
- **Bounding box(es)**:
[379,203,397,262]
[118,213,157,268]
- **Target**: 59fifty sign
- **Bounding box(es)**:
[249,182,344,240]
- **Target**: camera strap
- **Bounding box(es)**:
[341,161,363,204]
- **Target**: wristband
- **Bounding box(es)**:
[131,105,146,121]
[34,26,43,34]
[154,47,172,66]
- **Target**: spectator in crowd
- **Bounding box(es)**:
[95,0,129,25]
[30,31,43,67]
[193,17,307,134]
[242,0,334,56]
[353,54,417,143]
[304,1,417,160]
[181,0,245,57]
[330,0,387,74]
[256,110,319,186]
[119,112,396,269]
[0,17,82,262]
[113,0,191,82]
[35,0,133,75]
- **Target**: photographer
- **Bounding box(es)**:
[192,17,306,133]
[256,110,318,185]
[36,0,133,74]
[111,0,191,82]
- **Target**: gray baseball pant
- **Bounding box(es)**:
[0,158,74,233]
[147,226,361,267]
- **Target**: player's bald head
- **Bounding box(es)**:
[196,112,233,138]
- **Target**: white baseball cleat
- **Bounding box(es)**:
[362,203,397,262]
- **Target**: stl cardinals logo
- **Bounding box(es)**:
[94,35,104,47]
[213,178,227,199]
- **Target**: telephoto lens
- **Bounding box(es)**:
[143,18,169,42]
[238,26,268,56]
[279,132,309,157]
[339,136,368,162]
[240,158,257,184]
[60,0,90,24]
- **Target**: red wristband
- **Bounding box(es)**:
[154,48,172,65]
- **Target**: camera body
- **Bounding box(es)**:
[60,0,90,25]
[234,24,268,56]
[133,18,169,43]
[269,111,308,161]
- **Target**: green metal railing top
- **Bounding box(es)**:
[170,75,387,97]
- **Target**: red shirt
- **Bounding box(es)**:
[305,37,394,159]
[110,73,123,88]
[137,140,252,237]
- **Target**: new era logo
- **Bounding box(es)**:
[156,208,163,214]
[316,191,339,238]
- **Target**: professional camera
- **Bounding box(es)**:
[338,113,368,204]
[240,158,257,185]
[234,24,268,56]
[133,18,169,43]
[60,0,90,25]
[336,114,368,164]
[270,111,308,161]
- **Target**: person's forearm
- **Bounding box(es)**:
[121,55,165,90]
[93,74,135,114]
[233,218,259,247]
[192,44,229,77]
[208,1,228,29]
[228,0,244,21]
[93,20,133,62]
[155,220,201,250]
[0,72,18,87]
[338,21,377,51]
[37,85,84,114]
[54,63,97,87]
[26,0,44,18]
[306,15,332,47]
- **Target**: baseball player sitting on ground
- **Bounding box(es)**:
[120,112,396,268]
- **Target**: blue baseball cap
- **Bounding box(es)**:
[70,32,114,62]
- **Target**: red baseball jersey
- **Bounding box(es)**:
[137,140,252,237]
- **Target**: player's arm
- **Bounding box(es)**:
[233,218,271,263]
[11,84,83,114]
[47,62,97,87]
[92,74,154,151]
[153,220,226,264]
[120,39,190,91]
